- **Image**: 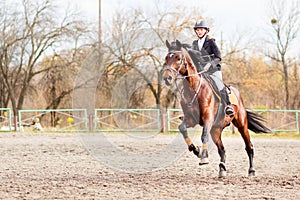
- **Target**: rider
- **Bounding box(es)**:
[191,18,235,117]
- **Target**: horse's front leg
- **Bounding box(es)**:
[199,123,209,165]
[178,121,201,157]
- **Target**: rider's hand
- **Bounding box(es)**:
[203,63,211,71]
[211,58,220,67]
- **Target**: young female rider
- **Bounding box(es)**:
[192,19,235,117]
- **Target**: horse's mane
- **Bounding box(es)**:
[166,39,221,101]
[166,40,204,71]
[166,40,190,51]
[186,49,205,71]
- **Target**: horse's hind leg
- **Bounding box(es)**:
[246,141,255,176]
[211,126,227,178]
[234,121,256,176]
[178,121,200,157]
[242,131,255,176]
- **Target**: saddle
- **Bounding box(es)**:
[205,77,238,107]
[185,49,236,105]
[181,45,238,107]
[203,74,223,102]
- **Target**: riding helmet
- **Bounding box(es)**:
[194,20,210,31]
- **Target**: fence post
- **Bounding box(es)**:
[89,114,94,132]
[160,112,165,133]
[14,115,18,132]
[296,111,299,134]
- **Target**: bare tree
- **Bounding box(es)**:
[0,0,86,125]
[101,2,202,109]
[266,0,300,109]
[35,48,91,126]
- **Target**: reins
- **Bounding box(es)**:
[176,71,205,107]
[164,50,206,107]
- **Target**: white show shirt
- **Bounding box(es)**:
[197,35,206,50]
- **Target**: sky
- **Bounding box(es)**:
[65,0,269,37]
[64,0,299,57]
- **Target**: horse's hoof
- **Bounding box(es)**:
[218,162,227,178]
[188,144,201,158]
[219,170,227,178]
[248,168,256,176]
[194,146,201,158]
[199,157,209,165]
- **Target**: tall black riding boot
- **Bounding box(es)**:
[220,88,235,117]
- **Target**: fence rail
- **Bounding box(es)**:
[254,109,299,133]
[18,109,88,132]
[94,108,161,132]
[0,108,299,133]
[166,109,300,133]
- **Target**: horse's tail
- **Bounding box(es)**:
[247,110,272,133]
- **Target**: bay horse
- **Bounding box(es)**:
[163,40,271,177]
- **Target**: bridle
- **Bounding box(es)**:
[164,50,205,107]
[163,51,187,75]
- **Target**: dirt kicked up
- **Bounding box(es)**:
[0,132,299,200]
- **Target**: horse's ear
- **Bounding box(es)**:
[166,40,171,49]
[176,40,182,48]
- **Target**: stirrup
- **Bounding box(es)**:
[225,105,235,117]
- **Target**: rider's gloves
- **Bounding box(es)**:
[203,63,211,71]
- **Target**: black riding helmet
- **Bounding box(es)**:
[193,20,210,32]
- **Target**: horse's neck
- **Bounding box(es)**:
[184,65,211,98]
[182,49,205,91]
[186,65,201,89]
[182,80,196,100]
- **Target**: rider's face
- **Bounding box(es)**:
[195,27,207,38]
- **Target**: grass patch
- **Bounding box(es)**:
[222,131,300,140]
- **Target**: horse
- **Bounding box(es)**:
[163,40,271,177]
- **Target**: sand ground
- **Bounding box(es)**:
[0,132,299,200]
